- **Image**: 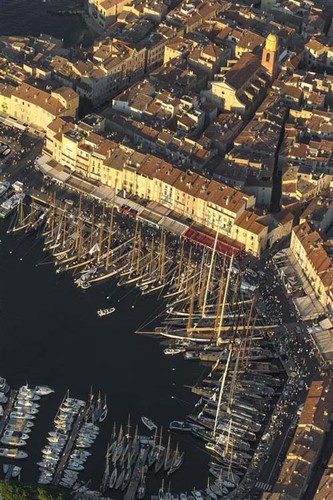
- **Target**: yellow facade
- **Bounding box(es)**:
[44,123,269,255]
[0,83,79,132]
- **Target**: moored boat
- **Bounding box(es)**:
[97,307,115,317]
[141,416,157,431]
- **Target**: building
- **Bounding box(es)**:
[315,455,333,500]
[290,222,333,313]
[202,34,274,115]
[0,82,79,131]
[304,38,333,71]
[261,33,279,80]
[86,0,132,29]
[267,379,333,499]
[44,118,271,256]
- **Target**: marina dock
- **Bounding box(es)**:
[0,390,17,437]
[4,465,15,481]
[124,443,149,500]
[52,406,86,486]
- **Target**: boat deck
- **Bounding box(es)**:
[0,390,18,438]
[124,444,149,500]
[4,464,15,481]
[52,405,86,486]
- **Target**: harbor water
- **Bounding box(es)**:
[0,0,90,47]
[0,222,209,493]
[0,1,209,493]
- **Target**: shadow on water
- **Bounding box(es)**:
[0,224,209,494]
[0,0,91,47]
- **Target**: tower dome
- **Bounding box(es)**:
[265,33,278,52]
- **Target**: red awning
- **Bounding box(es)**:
[183,227,243,257]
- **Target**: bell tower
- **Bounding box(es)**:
[262,33,279,80]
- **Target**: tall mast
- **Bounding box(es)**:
[106,206,114,271]
[75,194,82,251]
[202,231,219,318]
[130,219,140,268]
[184,246,193,295]
[97,204,105,263]
[227,341,242,412]
[216,254,234,346]
[136,233,142,273]
[224,418,232,458]
[213,347,232,438]
[62,212,67,247]
[127,414,131,438]
[241,296,255,368]
[214,256,226,333]
[78,217,84,257]
[186,273,196,335]
[198,253,208,311]
[177,239,185,286]
[50,194,56,238]
[159,231,166,282]
[89,204,95,249]
[148,237,155,274]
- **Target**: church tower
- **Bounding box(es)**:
[261,33,279,80]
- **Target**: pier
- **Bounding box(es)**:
[124,443,149,500]
[0,390,17,437]
[52,406,86,486]
[4,465,15,481]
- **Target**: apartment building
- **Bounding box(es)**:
[290,222,333,312]
[44,118,269,256]
[0,82,79,131]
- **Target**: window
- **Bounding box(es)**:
[266,53,270,63]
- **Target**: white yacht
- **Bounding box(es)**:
[0,448,28,459]
[35,386,54,396]
[97,307,115,317]
[10,411,35,420]
[1,436,27,447]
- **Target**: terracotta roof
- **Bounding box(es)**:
[13,82,70,116]
[225,53,261,90]
[235,210,266,235]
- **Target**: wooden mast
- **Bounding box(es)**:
[202,231,218,318]
[214,256,226,334]
[130,218,139,269]
[106,205,114,271]
[176,239,185,286]
[75,194,82,251]
[241,296,255,368]
[159,231,166,283]
[89,204,95,250]
[216,254,234,346]
[213,347,232,438]
[186,273,197,335]
[184,246,193,295]
[198,258,209,311]
[97,204,105,263]
[148,237,155,274]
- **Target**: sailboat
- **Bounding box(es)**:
[109,463,117,489]
[141,416,157,431]
[136,467,146,499]
[101,444,110,493]
[115,465,125,489]
[121,453,132,491]
[148,427,158,467]
[158,480,165,500]
[154,427,166,474]
[99,395,108,423]
[164,435,173,471]
[167,443,184,475]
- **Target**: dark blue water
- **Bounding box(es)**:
[0,222,209,494]
[0,4,209,493]
[0,0,88,46]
